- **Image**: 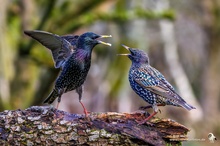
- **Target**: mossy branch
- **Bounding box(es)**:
[64,8,175,32]
[0,106,189,145]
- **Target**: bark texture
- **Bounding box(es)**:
[0,106,189,145]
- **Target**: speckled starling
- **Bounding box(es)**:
[24,30,111,116]
[119,44,195,124]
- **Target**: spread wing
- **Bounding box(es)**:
[133,66,185,104]
[24,30,79,68]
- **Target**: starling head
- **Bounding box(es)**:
[119,44,149,65]
[77,32,111,50]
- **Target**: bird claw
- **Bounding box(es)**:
[80,116,92,125]
[137,120,154,126]
[158,109,161,114]
[139,104,165,111]
[137,120,146,125]
[79,100,90,117]
[84,110,91,117]
[137,111,157,126]
[139,105,152,110]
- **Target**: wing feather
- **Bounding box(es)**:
[24,30,78,68]
[134,66,184,103]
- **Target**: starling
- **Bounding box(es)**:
[119,44,195,124]
[24,30,111,116]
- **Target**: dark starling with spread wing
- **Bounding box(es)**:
[118,44,195,124]
[24,30,111,116]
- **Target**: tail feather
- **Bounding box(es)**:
[180,102,196,111]
[43,89,58,104]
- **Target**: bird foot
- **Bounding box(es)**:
[80,116,92,125]
[137,111,158,125]
[158,109,161,114]
[56,102,60,109]
[137,117,152,125]
[137,120,154,126]
[139,104,165,111]
[79,101,90,117]
[139,105,152,110]
[84,110,90,117]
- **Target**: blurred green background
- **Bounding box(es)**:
[0,0,220,145]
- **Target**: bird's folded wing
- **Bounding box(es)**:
[24,30,77,68]
[134,67,182,102]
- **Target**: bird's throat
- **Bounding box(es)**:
[75,49,91,62]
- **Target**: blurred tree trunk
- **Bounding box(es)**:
[0,0,12,110]
[0,106,189,145]
[12,0,56,109]
[156,0,202,122]
[201,0,220,125]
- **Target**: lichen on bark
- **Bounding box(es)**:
[0,106,189,145]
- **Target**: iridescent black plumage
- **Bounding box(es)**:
[24,30,111,115]
[119,44,195,123]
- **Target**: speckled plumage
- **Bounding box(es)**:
[24,30,111,115]
[120,44,195,123]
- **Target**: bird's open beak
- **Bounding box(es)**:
[100,35,112,38]
[117,44,131,56]
[121,44,130,51]
[97,35,112,46]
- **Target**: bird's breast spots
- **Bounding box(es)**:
[129,69,136,75]
[130,81,157,104]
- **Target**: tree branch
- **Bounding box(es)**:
[0,106,189,145]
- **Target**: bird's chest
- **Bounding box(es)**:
[66,57,90,77]
[56,55,91,88]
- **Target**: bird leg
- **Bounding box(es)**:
[138,111,158,125]
[56,88,65,109]
[56,96,61,109]
[56,89,64,109]
[139,104,165,110]
[79,100,89,116]
[76,86,89,117]
[139,105,152,110]
[138,104,159,125]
